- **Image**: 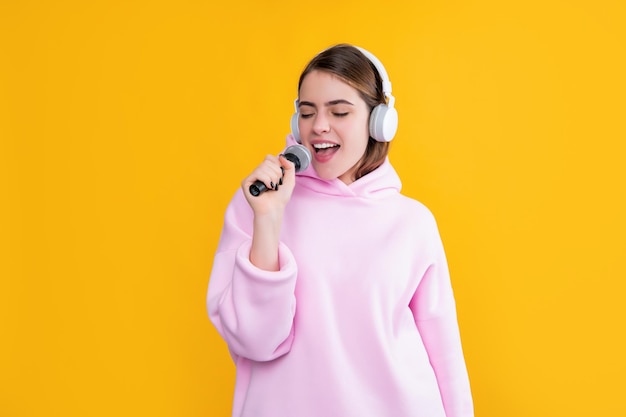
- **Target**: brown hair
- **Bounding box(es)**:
[298,44,391,181]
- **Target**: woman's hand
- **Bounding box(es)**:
[241,154,296,271]
[242,154,296,216]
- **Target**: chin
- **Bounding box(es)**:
[312,164,338,181]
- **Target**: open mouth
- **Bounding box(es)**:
[313,143,340,154]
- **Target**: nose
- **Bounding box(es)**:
[312,113,330,135]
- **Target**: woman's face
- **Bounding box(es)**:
[297,70,370,184]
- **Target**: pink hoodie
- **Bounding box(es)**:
[207,136,473,417]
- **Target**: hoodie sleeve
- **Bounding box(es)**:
[207,190,298,362]
[410,215,474,417]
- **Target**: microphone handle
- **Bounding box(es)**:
[249,180,268,196]
[248,152,302,197]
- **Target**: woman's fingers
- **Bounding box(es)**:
[244,155,286,195]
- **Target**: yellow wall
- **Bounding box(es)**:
[2,0,625,416]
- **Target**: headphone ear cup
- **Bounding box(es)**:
[369,104,398,142]
[291,112,302,143]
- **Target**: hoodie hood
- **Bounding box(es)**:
[283,134,402,199]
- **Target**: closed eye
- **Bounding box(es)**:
[333,112,348,117]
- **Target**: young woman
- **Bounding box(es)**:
[207,44,474,417]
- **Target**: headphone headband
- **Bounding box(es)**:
[354,46,394,106]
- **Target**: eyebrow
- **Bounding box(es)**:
[298,99,354,108]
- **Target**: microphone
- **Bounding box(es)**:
[249,144,312,196]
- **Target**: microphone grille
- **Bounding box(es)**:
[284,145,312,172]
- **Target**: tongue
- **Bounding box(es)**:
[314,146,339,162]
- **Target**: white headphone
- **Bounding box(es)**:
[291,46,398,143]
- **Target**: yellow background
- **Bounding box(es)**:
[1,0,625,416]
